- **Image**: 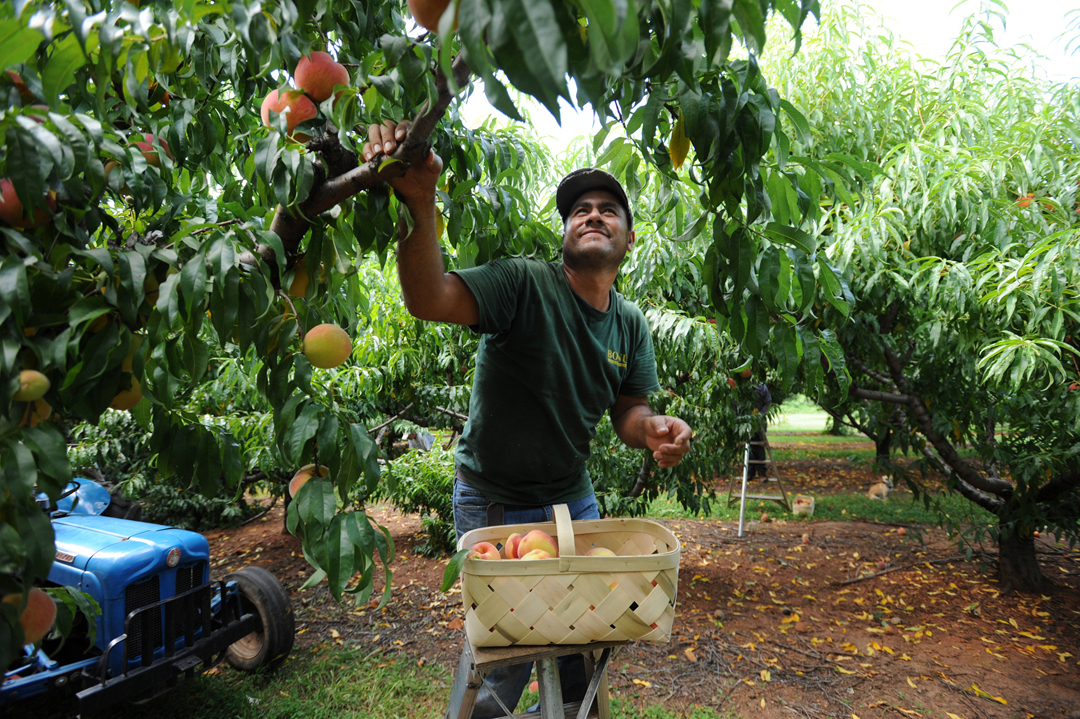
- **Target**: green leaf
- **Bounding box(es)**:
[0,22,43,73]
[441,548,470,592]
[296,476,337,530]
[41,33,86,109]
[283,402,321,465]
[763,222,816,254]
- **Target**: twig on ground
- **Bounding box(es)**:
[833,554,971,585]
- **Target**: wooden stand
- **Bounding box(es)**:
[445,639,625,719]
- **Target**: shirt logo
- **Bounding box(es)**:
[607,349,627,368]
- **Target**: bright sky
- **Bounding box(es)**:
[461,0,1078,142]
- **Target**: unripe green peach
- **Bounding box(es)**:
[14,369,50,402]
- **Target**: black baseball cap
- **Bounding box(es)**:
[556,168,633,225]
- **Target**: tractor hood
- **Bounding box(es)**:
[52,515,210,576]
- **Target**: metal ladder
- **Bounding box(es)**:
[727,430,791,537]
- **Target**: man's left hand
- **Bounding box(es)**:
[643,415,692,468]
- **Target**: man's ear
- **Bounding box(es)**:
[627,229,636,251]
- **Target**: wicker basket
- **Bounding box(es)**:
[457,504,680,647]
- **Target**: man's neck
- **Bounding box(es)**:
[562,263,616,312]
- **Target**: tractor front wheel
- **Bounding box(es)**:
[224,566,295,671]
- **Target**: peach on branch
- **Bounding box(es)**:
[467,542,501,560]
[0,178,55,229]
[407,0,455,33]
[289,464,329,497]
[133,133,174,167]
[516,529,557,558]
[14,370,50,402]
[294,51,349,103]
[302,324,352,369]
[3,588,56,645]
[260,89,318,142]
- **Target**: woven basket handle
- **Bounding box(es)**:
[553,503,576,559]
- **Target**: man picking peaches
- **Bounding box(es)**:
[363,121,692,718]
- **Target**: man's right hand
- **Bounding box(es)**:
[363,120,443,206]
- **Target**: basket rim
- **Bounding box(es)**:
[458,515,681,575]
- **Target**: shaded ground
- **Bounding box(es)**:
[207,457,1080,719]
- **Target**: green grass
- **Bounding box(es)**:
[644,486,994,527]
[20,647,451,719]
[770,412,831,432]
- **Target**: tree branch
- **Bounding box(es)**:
[847,354,894,386]
[367,402,415,435]
[630,454,653,498]
[880,300,902,334]
[241,54,473,272]
[850,386,912,404]
[881,345,1013,496]
[951,472,1005,513]
[1036,469,1080,504]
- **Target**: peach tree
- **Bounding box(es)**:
[0,0,859,665]
[767,5,1080,591]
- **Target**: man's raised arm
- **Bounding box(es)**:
[363,121,479,326]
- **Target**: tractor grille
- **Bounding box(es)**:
[173,561,207,635]
[125,575,162,660]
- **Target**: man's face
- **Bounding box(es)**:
[561,189,635,272]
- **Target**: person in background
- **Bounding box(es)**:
[748,382,772,479]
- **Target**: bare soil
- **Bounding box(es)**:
[206,459,1080,718]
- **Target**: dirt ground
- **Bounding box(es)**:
[206,459,1080,719]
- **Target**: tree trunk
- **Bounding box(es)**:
[874,427,891,468]
[996,522,1049,593]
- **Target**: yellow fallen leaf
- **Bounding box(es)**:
[836,666,857,675]
[971,684,1007,705]
[669,110,690,170]
[331,629,340,639]
[946,713,964,719]
[632,679,652,687]
[1009,618,1019,630]
[761,697,766,708]
[761,669,771,682]
[907,676,917,688]
[684,647,698,662]
[896,709,921,717]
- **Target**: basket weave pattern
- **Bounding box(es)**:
[458,506,680,647]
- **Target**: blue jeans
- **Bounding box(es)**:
[453,477,601,719]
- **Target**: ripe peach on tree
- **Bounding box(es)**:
[132,133,173,167]
[294,51,349,103]
[302,324,352,369]
[0,178,55,229]
[289,464,329,497]
[2,588,56,645]
[406,0,453,33]
[260,89,318,141]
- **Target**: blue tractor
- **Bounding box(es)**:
[1,479,295,717]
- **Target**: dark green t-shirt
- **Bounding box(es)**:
[451,257,660,506]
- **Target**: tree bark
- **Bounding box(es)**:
[996,522,1049,593]
[874,427,891,467]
